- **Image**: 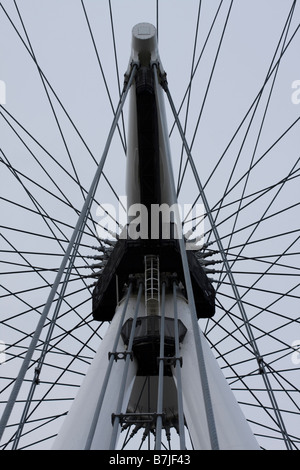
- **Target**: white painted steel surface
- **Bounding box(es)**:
[53,296,138,449]
[53,23,259,450]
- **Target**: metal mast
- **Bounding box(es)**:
[51,23,259,450]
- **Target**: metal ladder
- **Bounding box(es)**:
[144,255,160,316]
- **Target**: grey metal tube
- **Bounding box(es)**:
[84,282,133,450]
[164,78,292,450]
[12,230,87,448]
[153,65,219,450]
[0,64,137,444]
[155,281,166,450]
[172,281,186,449]
[109,281,143,450]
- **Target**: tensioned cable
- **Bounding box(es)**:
[0,3,126,214]
[0,64,137,444]
[246,421,297,448]
[18,434,58,451]
[249,321,299,368]
[189,177,300,254]
[0,281,90,333]
[2,315,99,379]
[81,0,127,153]
[0,290,98,381]
[215,183,300,282]
[202,322,294,447]
[4,415,62,451]
[222,348,293,374]
[224,250,300,263]
[1,151,119,243]
[213,278,300,302]
[187,128,300,251]
[208,201,300,260]
[108,282,143,450]
[208,2,297,238]
[182,148,300,237]
[182,8,300,217]
[172,281,186,449]
[205,165,300,243]
[183,167,300,239]
[213,278,299,336]
[0,229,94,338]
[203,313,286,407]
[177,0,233,196]
[216,231,300,332]
[266,364,300,414]
[13,322,103,427]
[0,150,98,290]
[213,306,298,366]
[206,306,299,362]
[81,282,134,450]
[203,3,299,195]
[108,0,127,153]
[216,1,297,277]
[211,228,300,255]
[13,1,87,206]
[0,194,98,241]
[0,229,98,336]
[155,281,165,450]
[169,0,224,139]
[0,116,77,213]
[120,376,150,450]
[155,66,219,450]
[215,286,298,330]
[165,82,294,450]
[0,105,126,217]
[176,0,202,193]
[235,286,300,343]
[4,319,103,450]
[199,115,300,250]
[0,108,124,233]
[1,0,298,450]
[0,250,73,257]
[212,294,299,365]
[4,295,99,449]
[0,113,87,203]
[1,278,92,329]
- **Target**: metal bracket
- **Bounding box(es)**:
[112,412,165,426]
[108,351,133,362]
[34,367,41,385]
[157,356,183,368]
[257,356,265,374]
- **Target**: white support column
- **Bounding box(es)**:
[52,292,139,450]
[170,291,260,450]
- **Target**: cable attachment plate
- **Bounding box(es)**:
[108,351,133,362]
[157,356,183,368]
[112,412,165,426]
[257,356,265,374]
